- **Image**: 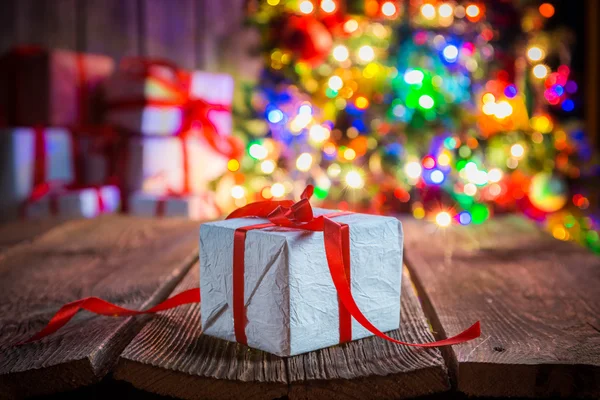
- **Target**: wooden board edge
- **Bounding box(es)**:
[113,358,289,400]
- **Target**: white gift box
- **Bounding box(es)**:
[125,135,229,194]
[105,66,233,137]
[200,209,403,356]
[0,127,75,220]
[128,191,220,220]
[22,185,120,219]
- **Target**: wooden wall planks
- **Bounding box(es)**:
[82,0,141,61]
[0,0,250,72]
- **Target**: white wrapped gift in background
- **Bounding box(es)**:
[22,185,120,219]
[125,135,229,194]
[104,63,234,137]
[199,208,403,357]
[0,127,75,221]
[128,191,220,220]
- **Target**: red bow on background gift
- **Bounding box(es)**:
[17,186,480,349]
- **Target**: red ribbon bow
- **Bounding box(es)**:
[17,186,480,350]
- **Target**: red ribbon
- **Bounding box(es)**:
[18,186,480,349]
[20,183,109,219]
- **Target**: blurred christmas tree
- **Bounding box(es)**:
[219,0,599,253]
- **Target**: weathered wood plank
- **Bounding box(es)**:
[15,0,77,50]
[115,263,288,400]
[115,265,450,399]
[0,217,67,252]
[143,0,197,69]
[82,0,140,61]
[0,216,200,398]
[402,215,600,398]
[287,267,449,400]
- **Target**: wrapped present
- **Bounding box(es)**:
[200,186,404,356]
[128,191,220,220]
[0,127,76,220]
[0,46,114,126]
[21,184,120,219]
[103,58,234,138]
[17,186,480,351]
[124,132,233,194]
[76,126,120,185]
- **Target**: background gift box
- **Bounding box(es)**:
[128,191,220,220]
[22,185,120,219]
[0,127,75,221]
[0,47,114,126]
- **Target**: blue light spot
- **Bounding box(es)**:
[562,99,574,112]
[459,211,472,225]
[430,169,444,184]
[504,84,518,98]
[553,85,564,96]
[267,109,284,123]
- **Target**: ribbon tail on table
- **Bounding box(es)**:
[18,288,200,345]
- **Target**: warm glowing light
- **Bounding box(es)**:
[345,170,364,189]
[437,153,450,166]
[290,113,312,132]
[482,93,495,104]
[404,69,424,84]
[309,125,330,142]
[343,148,356,160]
[299,0,314,14]
[320,0,336,13]
[381,1,397,16]
[464,183,477,196]
[527,46,544,62]
[511,143,525,158]
[358,45,375,62]
[438,3,453,17]
[296,153,313,172]
[267,0,280,5]
[332,45,349,62]
[328,75,343,90]
[488,168,503,183]
[435,211,452,227]
[413,206,425,219]
[482,102,496,115]
[539,3,555,18]
[249,143,268,160]
[344,19,358,33]
[227,159,240,172]
[418,94,434,109]
[405,161,422,179]
[494,101,513,119]
[271,183,285,198]
[327,163,341,177]
[465,4,480,18]
[231,185,245,199]
[355,96,369,109]
[261,160,276,174]
[533,64,549,79]
[421,4,436,19]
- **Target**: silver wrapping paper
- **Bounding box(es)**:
[199,208,403,357]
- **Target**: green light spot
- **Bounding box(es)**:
[470,203,489,224]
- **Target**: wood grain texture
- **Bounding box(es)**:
[287,267,449,400]
[402,215,600,398]
[14,0,78,50]
[82,0,140,60]
[0,217,67,252]
[116,265,449,400]
[0,216,200,398]
[115,264,288,400]
[142,0,197,69]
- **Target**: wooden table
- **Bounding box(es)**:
[0,215,598,399]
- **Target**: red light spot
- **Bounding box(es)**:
[539,3,555,18]
[422,156,435,169]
